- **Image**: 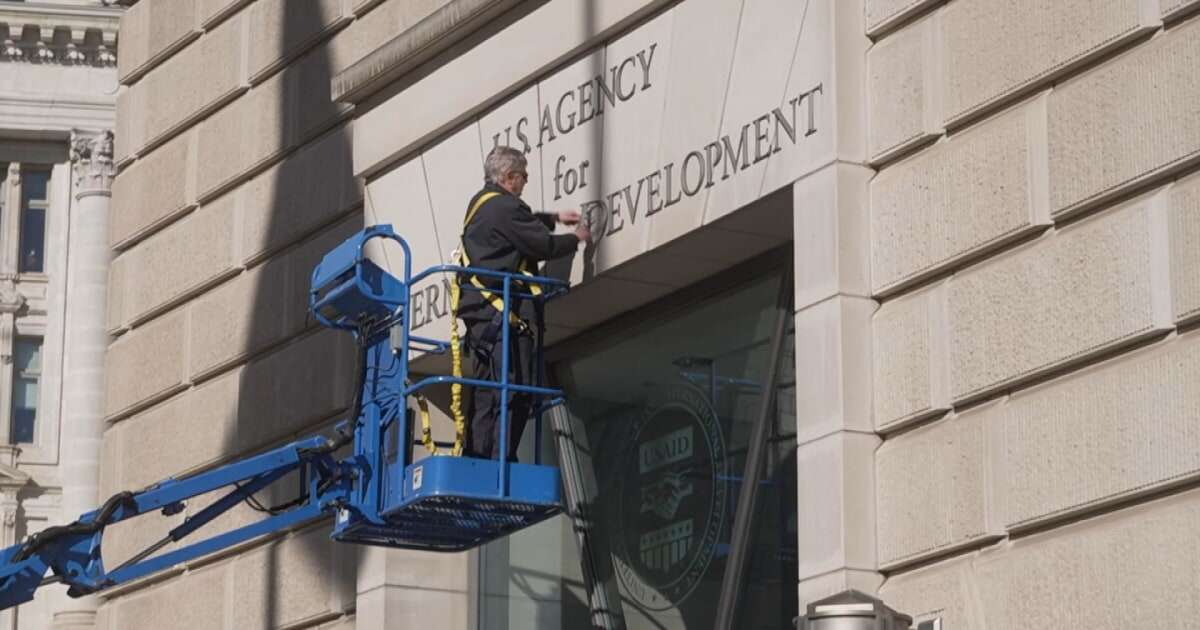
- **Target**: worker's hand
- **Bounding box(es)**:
[574,222,592,244]
[557,209,582,226]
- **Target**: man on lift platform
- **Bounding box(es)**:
[459,146,592,460]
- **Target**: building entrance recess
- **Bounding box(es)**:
[482,253,799,630]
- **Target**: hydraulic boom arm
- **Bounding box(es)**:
[0,433,349,608]
[0,224,568,611]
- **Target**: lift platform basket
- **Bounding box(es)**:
[0,224,571,610]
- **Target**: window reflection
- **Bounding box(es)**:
[481,269,797,630]
[20,168,50,273]
[11,337,42,444]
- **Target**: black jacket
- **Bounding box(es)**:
[458,183,578,321]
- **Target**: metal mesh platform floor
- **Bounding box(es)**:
[334,495,563,551]
[333,455,564,550]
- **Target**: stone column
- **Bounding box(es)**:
[0,487,22,630]
[0,166,23,447]
[52,130,115,630]
[0,281,25,446]
[790,0,881,608]
[0,444,29,630]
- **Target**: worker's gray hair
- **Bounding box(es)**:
[483,146,526,184]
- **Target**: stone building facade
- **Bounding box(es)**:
[0,1,121,629]
[97,0,1200,629]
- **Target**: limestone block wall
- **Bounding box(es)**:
[867,0,1200,626]
[98,0,454,628]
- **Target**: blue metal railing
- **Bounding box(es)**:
[308,224,568,512]
[0,223,569,609]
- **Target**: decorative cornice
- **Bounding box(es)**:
[0,3,120,67]
[0,447,29,485]
[71,129,115,195]
[332,0,521,104]
[0,279,25,315]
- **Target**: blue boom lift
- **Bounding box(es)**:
[0,225,568,610]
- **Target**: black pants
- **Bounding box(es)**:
[464,312,536,461]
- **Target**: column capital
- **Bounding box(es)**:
[70,129,115,197]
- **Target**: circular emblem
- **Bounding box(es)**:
[612,384,728,611]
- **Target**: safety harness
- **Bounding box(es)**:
[419,191,544,456]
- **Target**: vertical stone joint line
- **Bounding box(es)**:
[1026,92,1053,226]
[182,302,195,390]
[230,187,246,268]
[982,396,1005,538]
[185,129,201,210]
[1148,186,1175,328]
[238,12,252,88]
[1138,0,1165,29]
[923,8,945,135]
[929,280,951,408]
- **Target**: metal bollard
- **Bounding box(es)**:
[794,590,942,630]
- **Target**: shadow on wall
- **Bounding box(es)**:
[226,3,359,627]
[484,1,627,629]
[210,0,615,626]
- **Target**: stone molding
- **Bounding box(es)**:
[0,445,20,470]
[71,130,116,196]
[0,279,25,316]
[332,0,522,103]
[0,2,120,67]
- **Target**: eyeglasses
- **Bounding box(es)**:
[511,171,528,181]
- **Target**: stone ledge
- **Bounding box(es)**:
[351,0,674,178]
[947,191,1175,403]
[103,308,190,421]
[997,331,1200,532]
[123,11,249,161]
[331,0,520,104]
[877,403,1004,569]
[117,0,200,85]
[110,128,197,252]
[354,0,388,17]
[975,488,1200,628]
[796,431,881,579]
[866,13,943,165]
[1163,0,1200,21]
[864,0,942,39]
[940,0,1159,128]
[881,488,1200,629]
[797,569,884,611]
[1048,16,1200,218]
[870,95,1052,296]
[1170,171,1200,323]
[0,1,121,59]
[199,0,252,29]
[877,556,974,630]
[794,163,873,309]
[872,281,951,432]
[794,296,877,445]
[247,0,351,85]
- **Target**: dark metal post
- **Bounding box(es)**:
[499,275,511,495]
[549,404,625,630]
[534,299,546,465]
[713,267,794,630]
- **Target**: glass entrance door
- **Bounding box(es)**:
[480,260,797,630]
